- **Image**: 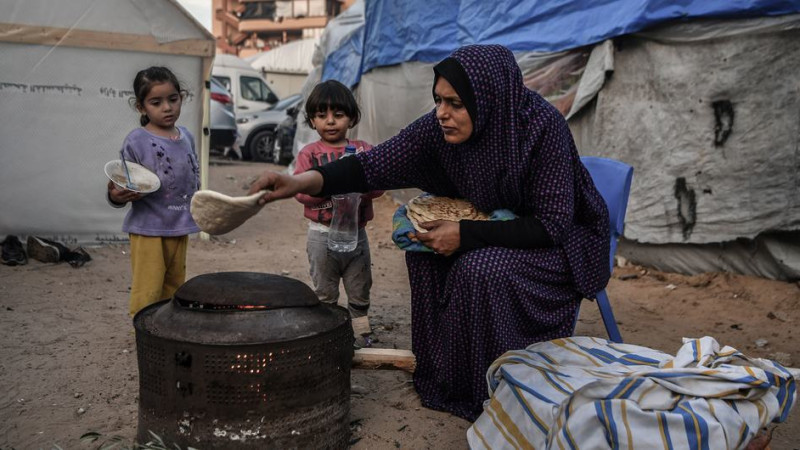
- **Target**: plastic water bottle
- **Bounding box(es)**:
[328,145,361,252]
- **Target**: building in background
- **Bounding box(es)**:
[213,0,354,57]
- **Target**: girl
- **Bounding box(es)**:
[107,66,200,316]
[293,80,383,347]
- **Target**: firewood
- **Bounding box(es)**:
[352,348,416,372]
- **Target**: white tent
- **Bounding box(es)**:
[247,37,319,98]
[215,53,256,71]
[0,0,215,245]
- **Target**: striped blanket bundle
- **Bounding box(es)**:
[468,336,797,449]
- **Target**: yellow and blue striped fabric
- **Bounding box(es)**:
[467,336,798,449]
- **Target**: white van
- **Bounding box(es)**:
[212,54,279,114]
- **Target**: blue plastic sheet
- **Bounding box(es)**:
[330,0,800,85]
[455,0,800,54]
[362,0,460,72]
[321,26,364,88]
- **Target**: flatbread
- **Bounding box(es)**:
[190,190,267,235]
[406,209,431,234]
[405,195,489,233]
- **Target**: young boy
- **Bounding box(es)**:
[293,80,383,347]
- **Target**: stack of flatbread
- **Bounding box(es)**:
[406,195,490,233]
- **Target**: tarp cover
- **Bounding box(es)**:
[320,0,365,88]
[359,0,800,77]
[308,3,800,279]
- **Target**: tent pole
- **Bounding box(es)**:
[199,55,214,241]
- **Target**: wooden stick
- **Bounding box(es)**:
[353,348,416,373]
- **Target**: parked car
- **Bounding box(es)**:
[235,93,303,162]
[209,77,237,152]
[272,100,302,165]
[212,54,279,115]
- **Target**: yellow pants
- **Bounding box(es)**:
[129,234,188,316]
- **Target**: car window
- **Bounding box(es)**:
[212,75,231,93]
[271,94,302,111]
[240,76,276,103]
[210,78,228,94]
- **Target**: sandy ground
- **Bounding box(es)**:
[1,157,799,449]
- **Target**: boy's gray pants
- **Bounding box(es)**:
[306,228,372,332]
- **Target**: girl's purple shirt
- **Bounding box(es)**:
[119,126,200,236]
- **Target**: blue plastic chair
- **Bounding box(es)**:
[576,156,634,343]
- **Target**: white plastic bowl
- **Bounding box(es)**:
[104,160,161,194]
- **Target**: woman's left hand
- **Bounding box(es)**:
[417,220,460,256]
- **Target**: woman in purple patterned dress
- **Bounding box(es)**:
[249,44,610,421]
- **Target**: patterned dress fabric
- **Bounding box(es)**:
[356,45,610,421]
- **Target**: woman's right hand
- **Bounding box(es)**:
[107,180,141,204]
[248,170,323,205]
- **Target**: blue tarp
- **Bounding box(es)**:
[325,0,800,87]
[321,27,364,88]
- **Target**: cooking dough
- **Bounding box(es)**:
[190,190,267,235]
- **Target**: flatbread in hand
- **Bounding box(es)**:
[405,195,489,234]
[190,190,267,235]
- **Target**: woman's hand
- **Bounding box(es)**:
[248,170,324,205]
[108,180,141,204]
[416,220,460,256]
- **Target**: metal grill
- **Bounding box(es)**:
[133,272,354,449]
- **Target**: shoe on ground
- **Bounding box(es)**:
[27,236,61,263]
[353,334,374,350]
[66,247,92,268]
[1,235,28,266]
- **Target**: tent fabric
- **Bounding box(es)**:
[568,19,800,245]
[215,53,254,69]
[314,7,800,279]
[619,233,800,281]
[247,37,319,75]
[318,0,365,59]
[361,0,458,75]
[321,26,363,88]
[320,0,365,88]
[0,0,214,244]
[456,0,800,54]
[2,0,210,44]
[356,0,800,80]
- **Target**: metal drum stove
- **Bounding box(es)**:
[133,272,354,448]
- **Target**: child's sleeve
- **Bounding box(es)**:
[293,147,328,207]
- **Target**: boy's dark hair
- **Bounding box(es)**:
[131,66,187,126]
[304,80,360,128]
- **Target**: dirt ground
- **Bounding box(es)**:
[1,158,799,449]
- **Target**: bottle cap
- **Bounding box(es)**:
[344,144,357,154]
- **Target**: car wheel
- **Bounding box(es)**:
[250,130,275,162]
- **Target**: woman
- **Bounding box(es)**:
[249,44,610,421]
